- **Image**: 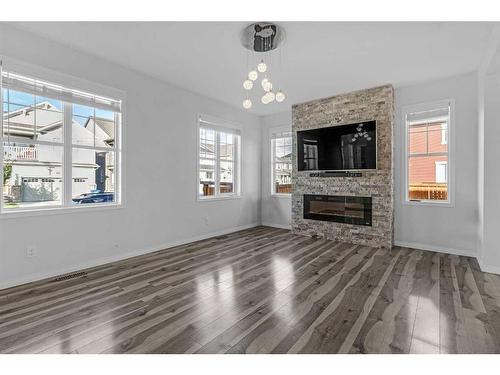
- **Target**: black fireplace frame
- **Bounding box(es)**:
[303,194,372,226]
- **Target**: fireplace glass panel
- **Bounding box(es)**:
[309,201,345,216]
[303,194,372,226]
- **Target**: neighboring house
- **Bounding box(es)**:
[407,120,448,200]
[198,140,234,196]
[2,102,114,205]
[408,121,448,184]
[275,151,292,185]
[84,117,115,192]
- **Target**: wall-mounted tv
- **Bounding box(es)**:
[297,121,376,171]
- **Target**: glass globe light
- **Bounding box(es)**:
[243,79,253,90]
[352,138,356,142]
[242,99,252,109]
[248,70,258,81]
[261,94,270,104]
[257,60,267,73]
[266,91,275,102]
[367,137,372,141]
[261,78,273,92]
[275,90,286,102]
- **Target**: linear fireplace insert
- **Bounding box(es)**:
[303,194,372,226]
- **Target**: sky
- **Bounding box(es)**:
[2,89,115,125]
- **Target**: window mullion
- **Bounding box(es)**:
[235,135,240,195]
[63,102,72,206]
[271,139,276,194]
[215,131,220,197]
[406,116,410,202]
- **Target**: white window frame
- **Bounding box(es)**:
[270,126,292,197]
[197,114,241,201]
[402,98,454,207]
[0,57,125,218]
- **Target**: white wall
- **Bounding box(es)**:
[394,73,479,256]
[259,73,480,256]
[0,24,262,289]
[260,111,292,229]
[481,73,500,273]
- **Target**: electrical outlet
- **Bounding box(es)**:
[26,246,36,257]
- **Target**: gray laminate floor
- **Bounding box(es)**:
[1,226,500,354]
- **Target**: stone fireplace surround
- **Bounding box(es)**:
[291,85,394,249]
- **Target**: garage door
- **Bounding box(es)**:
[21,177,62,202]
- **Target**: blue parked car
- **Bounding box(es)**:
[72,192,114,204]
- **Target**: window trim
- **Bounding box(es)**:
[196,114,241,202]
[270,126,292,197]
[0,56,126,217]
[402,98,455,207]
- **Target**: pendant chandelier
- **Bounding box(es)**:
[240,22,286,109]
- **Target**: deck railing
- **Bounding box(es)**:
[3,145,38,161]
[275,183,292,194]
[409,183,448,201]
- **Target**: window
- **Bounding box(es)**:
[271,130,292,195]
[403,100,452,204]
[198,115,240,199]
[435,161,447,183]
[441,123,447,145]
[1,68,122,213]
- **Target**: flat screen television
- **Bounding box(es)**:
[297,121,376,171]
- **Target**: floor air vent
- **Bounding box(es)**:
[52,271,87,282]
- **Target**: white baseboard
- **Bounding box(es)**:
[477,257,500,275]
[394,240,476,258]
[4,225,499,290]
[261,222,291,230]
[395,240,500,275]
[0,222,260,290]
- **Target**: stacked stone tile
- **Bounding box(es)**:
[291,85,394,248]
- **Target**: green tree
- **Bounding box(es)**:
[3,164,12,185]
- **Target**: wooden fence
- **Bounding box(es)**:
[201,182,233,196]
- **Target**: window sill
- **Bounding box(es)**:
[197,195,241,202]
[402,200,454,208]
[0,202,124,219]
[271,193,292,198]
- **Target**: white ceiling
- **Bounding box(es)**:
[10,22,498,115]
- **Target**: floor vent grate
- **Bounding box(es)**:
[52,271,87,282]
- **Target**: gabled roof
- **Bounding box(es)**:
[2,102,109,146]
[2,102,62,135]
[200,143,214,154]
[85,117,114,139]
[3,101,57,120]
[277,152,292,161]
